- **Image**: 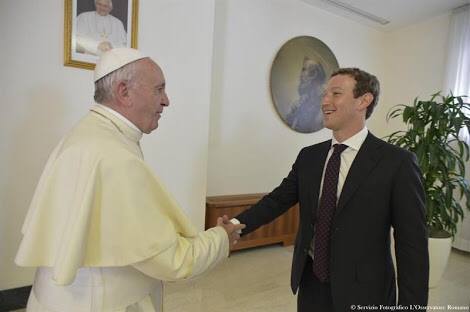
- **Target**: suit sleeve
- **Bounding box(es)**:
[391,151,429,306]
[235,149,302,235]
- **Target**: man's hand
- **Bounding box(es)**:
[217,215,246,249]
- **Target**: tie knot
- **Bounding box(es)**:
[332,144,348,155]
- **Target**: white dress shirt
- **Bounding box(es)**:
[319,127,369,203]
[309,127,369,257]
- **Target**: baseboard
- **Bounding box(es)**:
[0,286,31,311]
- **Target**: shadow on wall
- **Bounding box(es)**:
[1,86,68,289]
[208,0,229,148]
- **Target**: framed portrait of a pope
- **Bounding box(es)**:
[64,0,139,70]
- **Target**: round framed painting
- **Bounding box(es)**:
[270,36,339,133]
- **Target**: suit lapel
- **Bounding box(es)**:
[335,133,384,217]
[309,141,331,222]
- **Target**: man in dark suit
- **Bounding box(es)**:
[234,68,429,311]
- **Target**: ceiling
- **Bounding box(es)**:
[301,0,470,31]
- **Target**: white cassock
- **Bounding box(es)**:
[16,104,229,312]
[76,11,127,56]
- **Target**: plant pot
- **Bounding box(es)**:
[428,236,452,288]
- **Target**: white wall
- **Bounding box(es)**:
[0,0,215,290]
[207,0,385,196]
[139,0,215,231]
[370,13,452,138]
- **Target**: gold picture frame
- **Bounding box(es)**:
[270,36,338,133]
[64,0,139,70]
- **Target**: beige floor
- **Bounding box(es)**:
[163,245,470,312]
[164,245,296,312]
[13,246,470,312]
[428,248,470,307]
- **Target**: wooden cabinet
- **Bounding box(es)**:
[205,193,299,251]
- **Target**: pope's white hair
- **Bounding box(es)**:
[94,60,141,104]
[95,0,113,9]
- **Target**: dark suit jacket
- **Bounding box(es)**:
[236,132,429,311]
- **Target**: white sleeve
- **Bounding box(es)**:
[117,20,127,47]
[76,13,100,55]
[132,226,229,281]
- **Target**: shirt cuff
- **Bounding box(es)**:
[230,218,242,234]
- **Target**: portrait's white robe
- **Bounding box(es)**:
[76,11,127,56]
[16,105,229,311]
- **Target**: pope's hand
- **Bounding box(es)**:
[98,41,113,52]
[217,215,245,249]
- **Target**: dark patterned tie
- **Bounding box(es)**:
[312,143,348,282]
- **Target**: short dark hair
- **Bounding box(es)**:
[331,68,380,119]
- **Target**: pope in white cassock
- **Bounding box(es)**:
[15,48,245,312]
[76,0,127,56]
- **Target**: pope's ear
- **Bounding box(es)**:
[115,81,131,105]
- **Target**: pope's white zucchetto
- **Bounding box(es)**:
[94,48,149,82]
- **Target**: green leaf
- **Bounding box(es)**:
[385,92,470,238]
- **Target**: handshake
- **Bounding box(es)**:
[217,215,246,249]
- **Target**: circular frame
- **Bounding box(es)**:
[270,36,339,133]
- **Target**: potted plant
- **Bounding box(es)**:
[385,92,470,287]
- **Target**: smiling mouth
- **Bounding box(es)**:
[323,109,335,115]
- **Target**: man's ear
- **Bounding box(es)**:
[115,81,131,107]
[358,93,373,111]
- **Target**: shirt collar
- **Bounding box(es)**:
[96,104,142,133]
[331,127,368,151]
[91,104,143,143]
